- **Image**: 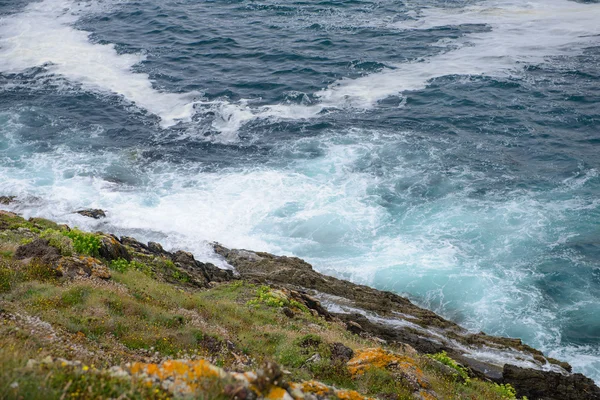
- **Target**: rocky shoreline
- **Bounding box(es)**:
[0,205,599,399]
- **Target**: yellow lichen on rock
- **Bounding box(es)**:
[347,347,413,376]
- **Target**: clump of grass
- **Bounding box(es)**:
[63,229,101,257]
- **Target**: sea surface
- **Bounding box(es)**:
[1,0,599,382]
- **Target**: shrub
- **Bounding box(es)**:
[40,229,73,256]
[63,229,101,257]
[23,261,59,282]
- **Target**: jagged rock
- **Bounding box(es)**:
[14,239,61,266]
[147,241,165,255]
[214,243,585,393]
[75,209,106,219]
[0,195,17,205]
[330,342,354,364]
[121,236,151,254]
[503,364,600,400]
[98,234,130,261]
[288,291,331,320]
[56,256,111,279]
[203,263,236,283]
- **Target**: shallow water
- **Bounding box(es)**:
[1,0,599,382]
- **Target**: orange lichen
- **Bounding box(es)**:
[347,347,414,376]
[265,387,289,399]
[130,359,223,394]
[301,380,331,396]
[336,389,369,400]
[418,390,438,400]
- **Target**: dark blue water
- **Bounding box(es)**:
[1,0,599,381]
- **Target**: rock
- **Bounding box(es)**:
[147,241,165,255]
[0,196,17,205]
[14,239,61,266]
[344,319,364,335]
[56,256,111,279]
[75,209,106,219]
[330,342,354,364]
[503,364,600,400]
[121,236,151,254]
[305,353,322,364]
[203,263,236,283]
[282,307,295,318]
[98,234,130,261]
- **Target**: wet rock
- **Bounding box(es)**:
[213,244,454,327]
[330,342,354,364]
[0,196,17,205]
[56,256,111,279]
[203,263,236,283]
[14,239,61,266]
[75,209,106,219]
[98,234,130,261]
[503,364,600,400]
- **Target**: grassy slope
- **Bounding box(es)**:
[0,212,523,400]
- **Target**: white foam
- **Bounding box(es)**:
[0,0,198,128]
[315,0,600,109]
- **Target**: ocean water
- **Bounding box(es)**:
[1,0,599,382]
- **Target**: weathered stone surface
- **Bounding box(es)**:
[56,256,111,279]
[98,234,130,261]
[75,209,106,219]
[503,364,600,400]
[14,239,61,266]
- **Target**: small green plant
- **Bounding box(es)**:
[428,351,470,384]
[110,258,153,276]
[247,285,309,312]
[63,229,101,257]
[491,383,521,399]
[171,269,190,283]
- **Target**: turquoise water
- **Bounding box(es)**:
[1,0,599,382]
